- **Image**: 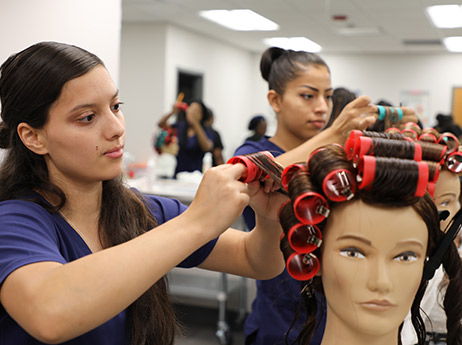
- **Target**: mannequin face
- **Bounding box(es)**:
[433,169,461,232]
[320,200,428,341]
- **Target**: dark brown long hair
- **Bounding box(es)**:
[260,47,330,95]
[0,41,178,345]
[229,137,462,345]
[284,143,462,345]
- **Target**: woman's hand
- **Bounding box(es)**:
[330,95,377,141]
[186,106,202,126]
[184,164,250,240]
[247,181,289,224]
[396,106,418,124]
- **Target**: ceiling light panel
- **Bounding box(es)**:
[263,37,322,52]
[199,9,279,31]
[426,5,462,28]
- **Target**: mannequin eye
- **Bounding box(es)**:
[340,247,365,259]
[394,251,417,263]
[439,200,450,207]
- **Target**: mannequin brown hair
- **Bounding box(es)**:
[279,143,462,345]
[228,139,462,345]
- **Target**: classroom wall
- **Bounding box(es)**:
[0,0,122,84]
[120,22,269,163]
[120,21,462,165]
[323,53,462,127]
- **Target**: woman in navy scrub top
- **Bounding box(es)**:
[158,100,215,177]
[234,47,418,345]
[0,42,287,345]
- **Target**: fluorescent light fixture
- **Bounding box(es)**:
[444,36,462,52]
[263,37,322,52]
[337,26,381,36]
[199,9,279,31]
[426,5,462,28]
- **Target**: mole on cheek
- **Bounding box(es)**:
[96,146,98,151]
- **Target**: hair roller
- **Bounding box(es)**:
[227,154,266,183]
[401,121,422,133]
[308,144,357,202]
[446,151,462,173]
[280,234,320,281]
[288,171,330,225]
[345,130,363,160]
[286,251,320,281]
[227,151,283,184]
[345,130,406,160]
[246,151,284,185]
[357,156,429,200]
[362,130,406,141]
[418,128,439,143]
[418,141,447,163]
[278,200,322,254]
[425,161,441,182]
[401,128,418,140]
[385,127,402,135]
[281,163,307,191]
[352,136,421,163]
[438,132,460,153]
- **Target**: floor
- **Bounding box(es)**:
[174,303,246,345]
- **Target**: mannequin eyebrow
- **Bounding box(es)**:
[336,234,371,245]
[393,240,425,249]
[437,192,457,198]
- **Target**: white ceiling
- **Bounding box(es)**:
[122,0,462,54]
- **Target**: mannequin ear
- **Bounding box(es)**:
[267,90,282,114]
[17,123,48,155]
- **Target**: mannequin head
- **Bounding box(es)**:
[277,135,462,345]
[320,200,428,343]
[434,169,461,232]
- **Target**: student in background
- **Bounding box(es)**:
[246,115,268,142]
[204,108,225,166]
[233,46,417,345]
[158,100,214,177]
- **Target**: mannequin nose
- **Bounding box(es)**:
[367,259,393,293]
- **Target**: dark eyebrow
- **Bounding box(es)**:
[69,89,119,113]
[337,235,425,250]
[301,85,334,93]
[394,240,425,250]
[337,234,372,246]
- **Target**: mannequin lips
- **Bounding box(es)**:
[360,299,395,311]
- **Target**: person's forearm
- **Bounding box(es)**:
[275,126,344,167]
[191,122,213,152]
[2,213,211,343]
[157,110,175,128]
[198,219,284,280]
[244,215,285,278]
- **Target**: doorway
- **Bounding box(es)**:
[177,70,203,104]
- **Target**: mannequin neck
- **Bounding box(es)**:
[320,309,399,345]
